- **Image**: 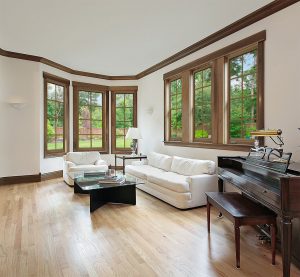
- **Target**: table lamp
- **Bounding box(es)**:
[126,128,142,155]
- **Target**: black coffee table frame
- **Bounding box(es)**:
[74,180,136,212]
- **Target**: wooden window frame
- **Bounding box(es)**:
[43,72,70,158]
[73,81,109,153]
[163,31,265,151]
[111,87,138,154]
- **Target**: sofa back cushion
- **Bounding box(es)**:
[66,152,101,165]
[148,152,173,171]
[170,156,215,176]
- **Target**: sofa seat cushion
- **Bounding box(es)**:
[66,152,101,165]
[69,164,108,172]
[147,172,190,193]
[126,165,164,179]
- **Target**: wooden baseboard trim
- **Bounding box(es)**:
[41,170,63,181]
[0,173,42,185]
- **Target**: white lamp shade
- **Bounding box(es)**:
[126,128,142,139]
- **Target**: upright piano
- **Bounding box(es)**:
[218,156,300,277]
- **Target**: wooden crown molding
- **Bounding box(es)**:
[0,48,137,80]
[0,0,298,80]
[163,30,266,79]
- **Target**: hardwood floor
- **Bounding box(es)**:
[0,179,299,277]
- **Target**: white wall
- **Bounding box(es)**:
[0,56,40,177]
[137,3,300,164]
[0,57,138,177]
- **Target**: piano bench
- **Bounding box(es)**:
[205,192,277,268]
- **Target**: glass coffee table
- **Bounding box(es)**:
[69,171,143,212]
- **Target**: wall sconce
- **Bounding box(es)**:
[7,101,27,110]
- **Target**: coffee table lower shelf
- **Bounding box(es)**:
[74,182,136,212]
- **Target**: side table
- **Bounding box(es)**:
[115,154,147,174]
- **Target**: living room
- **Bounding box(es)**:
[1,0,300,276]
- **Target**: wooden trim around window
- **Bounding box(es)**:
[43,72,70,158]
[73,82,109,153]
[111,88,138,154]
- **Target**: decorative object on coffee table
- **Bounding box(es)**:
[125,127,142,155]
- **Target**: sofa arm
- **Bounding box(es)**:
[186,174,218,202]
[95,159,107,166]
[65,161,76,169]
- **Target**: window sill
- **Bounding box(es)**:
[164,141,252,152]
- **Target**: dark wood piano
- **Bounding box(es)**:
[218,156,300,277]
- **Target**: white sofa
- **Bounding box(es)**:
[63,152,108,186]
[126,152,218,209]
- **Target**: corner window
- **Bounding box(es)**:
[43,72,70,157]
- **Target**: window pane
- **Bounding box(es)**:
[203,86,211,102]
[230,78,242,98]
[243,74,256,97]
[116,108,125,121]
[116,121,125,128]
[203,68,211,87]
[47,135,55,151]
[90,92,102,106]
[243,97,257,119]
[125,108,133,121]
[79,106,90,120]
[116,136,125,148]
[116,128,124,136]
[125,94,133,107]
[56,102,64,118]
[92,135,102,148]
[230,56,242,78]
[92,121,102,134]
[116,94,125,107]
[124,121,133,128]
[79,91,90,106]
[47,100,56,117]
[79,135,91,148]
[230,99,242,120]
[230,120,242,139]
[243,51,256,75]
[194,72,203,89]
[91,106,102,121]
[47,83,56,100]
[56,135,64,150]
[56,85,64,102]
[79,120,91,134]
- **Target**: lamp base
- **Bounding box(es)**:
[130,139,138,156]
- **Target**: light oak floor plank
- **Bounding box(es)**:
[0,179,299,277]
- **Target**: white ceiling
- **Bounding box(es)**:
[0,0,272,75]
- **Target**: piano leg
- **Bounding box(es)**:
[281,216,292,277]
[218,178,224,218]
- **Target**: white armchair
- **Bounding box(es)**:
[63,152,109,186]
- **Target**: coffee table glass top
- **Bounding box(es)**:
[70,171,144,191]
